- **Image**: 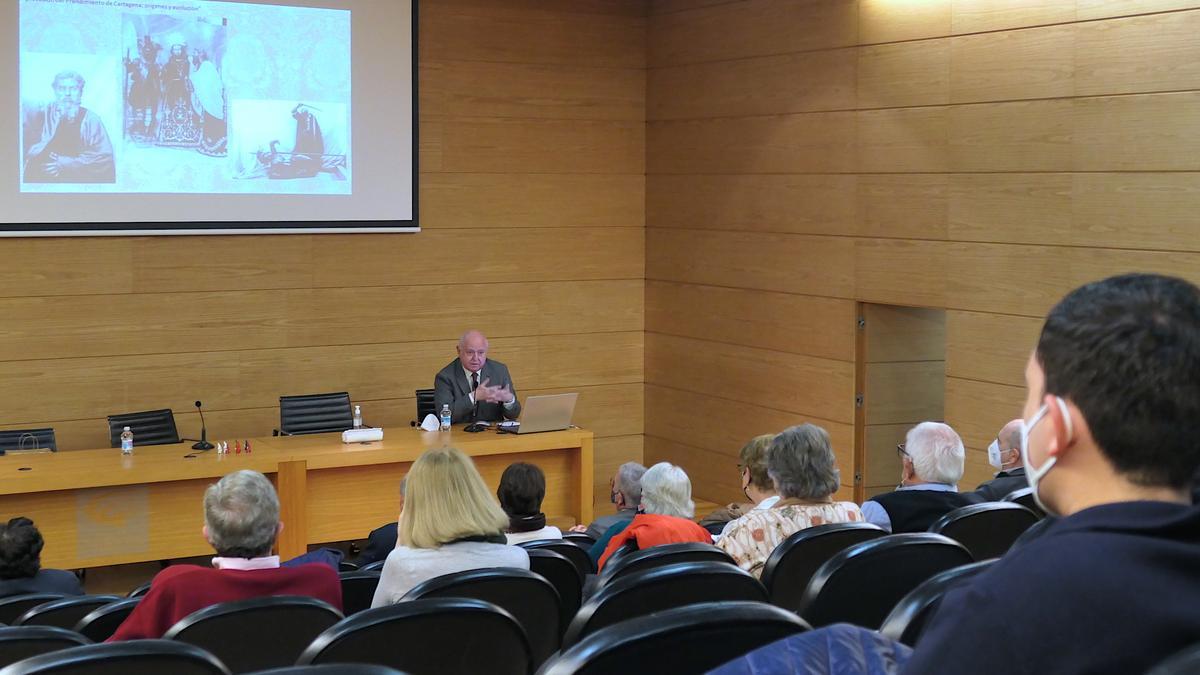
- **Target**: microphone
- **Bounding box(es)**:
[193,400,214,450]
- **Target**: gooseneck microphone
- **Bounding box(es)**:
[193,400,215,450]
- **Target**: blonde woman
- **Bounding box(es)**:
[371,447,528,607]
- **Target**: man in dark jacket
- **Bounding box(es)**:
[907,274,1200,675]
[971,419,1027,502]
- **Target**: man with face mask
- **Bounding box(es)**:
[969,418,1026,502]
[906,274,1200,675]
[582,462,646,563]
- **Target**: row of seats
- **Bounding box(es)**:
[0,390,412,451]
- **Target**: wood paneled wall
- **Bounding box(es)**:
[0,0,647,519]
[646,0,1200,499]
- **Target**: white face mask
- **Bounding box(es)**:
[1020,396,1074,515]
[987,439,1004,469]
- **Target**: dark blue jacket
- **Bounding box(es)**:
[906,500,1200,675]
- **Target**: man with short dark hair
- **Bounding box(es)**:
[907,274,1200,675]
[109,470,341,640]
[970,418,1026,502]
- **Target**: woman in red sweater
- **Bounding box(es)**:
[597,462,712,569]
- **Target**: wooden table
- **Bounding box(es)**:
[0,427,594,569]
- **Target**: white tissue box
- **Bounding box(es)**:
[342,428,384,443]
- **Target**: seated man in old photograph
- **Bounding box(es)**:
[23,71,115,183]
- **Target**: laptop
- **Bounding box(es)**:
[498,393,578,434]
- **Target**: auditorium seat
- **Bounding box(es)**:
[539,601,810,675]
[760,522,887,613]
[0,640,229,675]
[0,597,65,626]
[518,539,594,577]
[562,561,767,649]
[359,560,385,573]
[879,559,996,646]
[106,409,180,448]
[0,429,56,453]
[797,532,974,629]
[298,598,530,675]
[163,596,342,673]
[338,571,382,616]
[597,542,734,586]
[127,582,152,598]
[525,549,582,636]
[1003,487,1046,518]
[275,392,354,436]
[73,598,141,643]
[414,389,436,425]
[0,626,91,669]
[561,532,596,549]
[14,596,121,630]
[1147,641,1200,675]
[929,502,1039,560]
[1010,515,1057,551]
[402,567,560,667]
[249,665,407,675]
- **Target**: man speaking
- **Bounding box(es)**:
[434,330,521,424]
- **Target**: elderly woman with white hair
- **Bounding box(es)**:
[718,424,864,577]
[596,462,712,569]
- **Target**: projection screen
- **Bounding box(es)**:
[2,0,416,235]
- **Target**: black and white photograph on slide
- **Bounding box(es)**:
[122,14,228,158]
[21,58,117,185]
[231,100,349,186]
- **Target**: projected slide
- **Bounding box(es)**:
[18,0,351,195]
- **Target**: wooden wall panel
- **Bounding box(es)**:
[3,2,647,505]
[646,0,1200,507]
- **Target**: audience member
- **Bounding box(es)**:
[970,419,1027,502]
[572,462,646,540]
[498,462,562,544]
[717,425,862,577]
[109,470,341,640]
[699,434,780,538]
[371,447,528,607]
[357,477,406,567]
[0,517,83,597]
[860,422,973,532]
[907,273,1200,674]
[596,462,711,569]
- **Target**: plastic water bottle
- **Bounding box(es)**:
[440,404,451,432]
[353,405,363,429]
[120,426,134,455]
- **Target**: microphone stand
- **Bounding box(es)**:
[193,400,214,450]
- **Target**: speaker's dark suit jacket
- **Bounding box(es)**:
[433,358,521,424]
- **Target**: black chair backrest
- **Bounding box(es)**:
[15,596,121,630]
[798,533,974,629]
[563,561,767,649]
[517,539,594,577]
[760,522,888,612]
[163,596,342,673]
[338,561,359,572]
[106,409,179,447]
[249,665,407,675]
[339,571,382,616]
[1148,641,1200,675]
[126,582,152,598]
[1002,487,1046,518]
[278,392,354,436]
[0,429,56,453]
[73,598,141,643]
[299,598,531,675]
[0,639,229,675]
[929,502,1040,560]
[414,389,436,424]
[561,532,596,549]
[359,560,386,573]
[525,550,582,637]
[597,542,734,585]
[402,567,559,667]
[0,597,65,626]
[540,601,810,675]
[879,559,996,646]
[1010,515,1057,551]
[0,626,91,669]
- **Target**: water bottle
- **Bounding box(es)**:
[353,405,363,429]
[440,404,451,432]
[120,426,134,455]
